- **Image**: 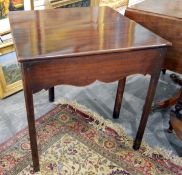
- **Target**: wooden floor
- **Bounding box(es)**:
[0,72,181,156]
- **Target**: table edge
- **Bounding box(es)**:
[17,44,171,63]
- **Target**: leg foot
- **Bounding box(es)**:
[49,87,55,102]
[134,74,160,150]
[21,65,40,172]
[162,69,166,75]
[133,141,140,150]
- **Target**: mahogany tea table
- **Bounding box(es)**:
[9,7,170,172]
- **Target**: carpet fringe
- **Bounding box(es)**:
[55,98,182,167]
[55,98,130,144]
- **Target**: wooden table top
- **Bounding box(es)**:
[129,0,182,19]
[9,7,170,63]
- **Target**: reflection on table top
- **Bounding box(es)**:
[9,6,170,62]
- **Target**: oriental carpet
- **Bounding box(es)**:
[0,101,182,175]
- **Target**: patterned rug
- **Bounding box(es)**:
[0,101,182,175]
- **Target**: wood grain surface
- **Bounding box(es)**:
[9,7,170,62]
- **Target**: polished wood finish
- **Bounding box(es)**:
[21,49,168,93]
[125,0,182,74]
[9,7,170,172]
[9,7,170,63]
[113,78,126,119]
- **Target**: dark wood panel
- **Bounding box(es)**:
[24,48,166,93]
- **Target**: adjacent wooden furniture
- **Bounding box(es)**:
[125,0,182,72]
[125,0,182,140]
[125,0,182,74]
[9,7,170,172]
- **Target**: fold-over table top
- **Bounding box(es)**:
[9,7,171,62]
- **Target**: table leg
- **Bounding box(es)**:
[133,74,160,150]
[22,67,40,172]
[49,87,55,102]
[113,78,126,119]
